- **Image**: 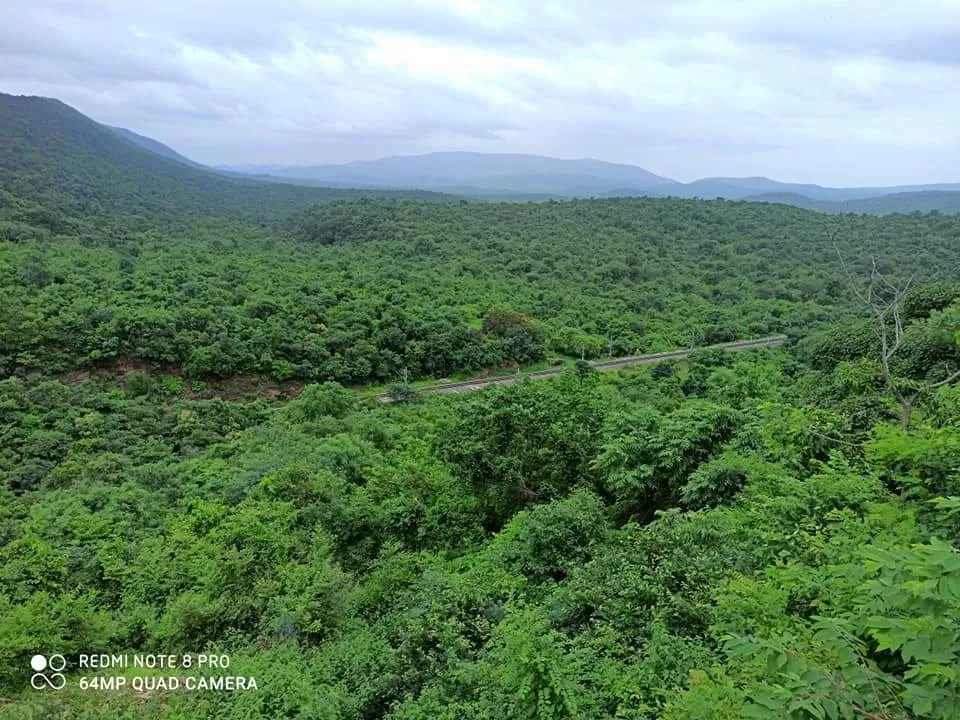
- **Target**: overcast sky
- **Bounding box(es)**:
[3,0,958,185]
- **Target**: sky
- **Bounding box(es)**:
[2,0,958,185]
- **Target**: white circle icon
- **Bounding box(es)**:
[30,653,66,690]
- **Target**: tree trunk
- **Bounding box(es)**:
[900,393,917,433]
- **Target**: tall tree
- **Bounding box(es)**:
[838,252,960,431]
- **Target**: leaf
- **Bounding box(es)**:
[909,692,935,716]
[938,574,960,600]
[902,636,932,663]
[820,698,839,720]
[905,663,957,682]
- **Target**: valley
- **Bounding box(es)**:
[1,92,960,720]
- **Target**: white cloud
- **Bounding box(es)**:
[1,0,958,184]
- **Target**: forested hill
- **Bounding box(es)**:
[4,194,960,385]
[744,190,960,215]
[105,125,206,169]
[0,93,451,229]
[3,93,960,720]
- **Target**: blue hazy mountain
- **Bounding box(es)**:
[222,152,678,197]
[219,156,960,211]
[743,190,960,215]
[38,102,955,214]
[0,93,453,224]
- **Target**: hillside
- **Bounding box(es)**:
[93,120,960,212]
[3,197,960,719]
[744,190,960,214]
[0,94,451,228]
[836,190,960,214]
[740,192,843,210]
[105,125,206,168]
[222,151,678,196]
[3,93,960,720]
[218,151,960,211]
[4,193,960,384]
[659,177,960,202]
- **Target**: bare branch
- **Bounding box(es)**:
[836,248,934,432]
[806,429,860,447]
[931,368,960,389]
[837,251,917,390]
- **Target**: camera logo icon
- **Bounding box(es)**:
[30,654,67,690]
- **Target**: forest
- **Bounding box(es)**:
[2,93,960,719]
[4,199,959,388]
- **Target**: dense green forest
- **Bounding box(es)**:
[2,93,960,719]
[4,199,959,386]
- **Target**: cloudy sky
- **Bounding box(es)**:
[3,0,958,185]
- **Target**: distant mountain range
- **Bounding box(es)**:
[218,158,960,209]
[221,153,673,197]
[93,113,960,214]
[3,91,959,216]
[216,156,960,214]
[0,93,450,227]
[740,190,960,215]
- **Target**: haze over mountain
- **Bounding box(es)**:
[106,125,206,169]
[4,92,960,217]
[0,93,450,227]
[742,190,960,215]
[667,178,960,202]
[222,153,675,197]
[219,154,960,212]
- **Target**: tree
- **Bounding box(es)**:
[838,253,960,431]
[287,381,356,421]
[387,384,421,404]
[574,359,593,381]
[438,376,607,529]
[482,307,535,337]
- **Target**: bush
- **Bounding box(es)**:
[288,382,355,421]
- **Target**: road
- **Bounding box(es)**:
[377,335,787,401]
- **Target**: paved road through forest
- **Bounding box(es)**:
[377,335,787,401]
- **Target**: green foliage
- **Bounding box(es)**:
[708,538,960,720]
[482,307,536,337]
[903,282,960,321]
[480,608,583,719]
[438,375,610,528]
[681,451,758,509]
[592,400,742,521]
[387,384,421,404]
[0,93,447,226]
[490,489,609,586]
[4,172,960,386]
[287,381,356,421]
[4,340,960,719]
[4,106,960,717]
[867,422,960,498]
